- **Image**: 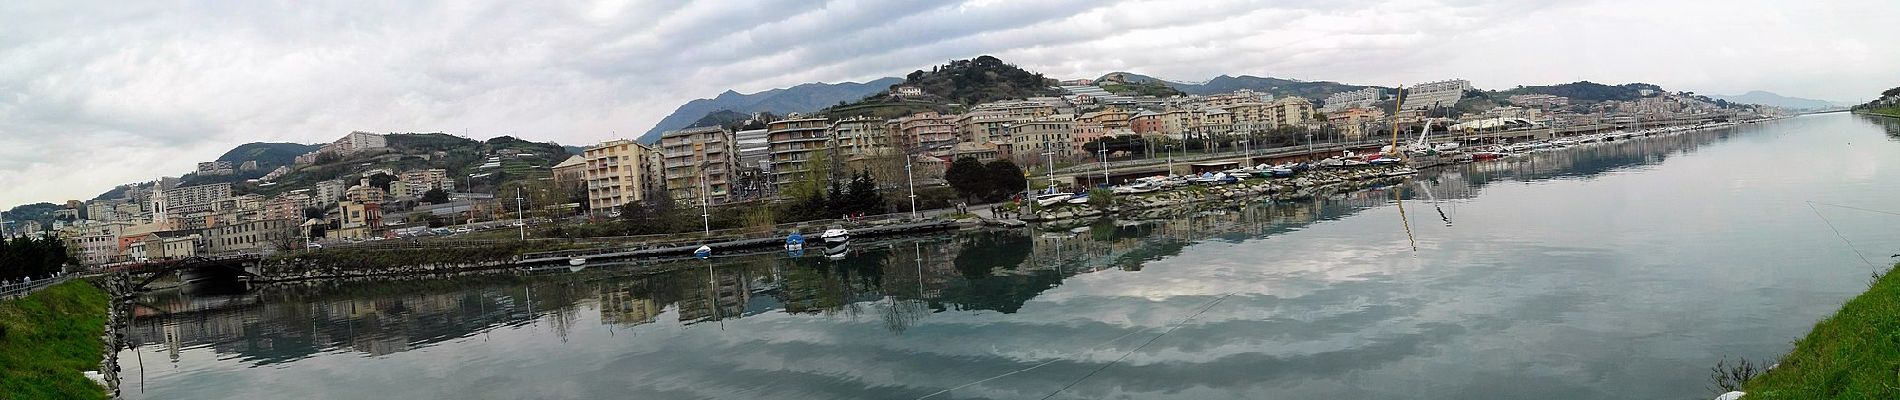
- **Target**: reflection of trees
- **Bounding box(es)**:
[953,231,1032,279]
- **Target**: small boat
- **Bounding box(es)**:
[1368,157,1403,166]
[1034,193,1073,207]
[1470,151,1507,160]
[821,228,851,244]
[1065,193,1091,204]
[1111,181,1159,194]
[785,232,806,251]
[694,245,712,259]
[568,257,587,266]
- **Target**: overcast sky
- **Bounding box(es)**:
[2,0,1894,207]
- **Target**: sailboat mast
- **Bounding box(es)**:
[1389,85,1405,154]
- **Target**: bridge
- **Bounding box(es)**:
[98,254,264,292]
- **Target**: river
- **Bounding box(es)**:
[117,113,1900,399]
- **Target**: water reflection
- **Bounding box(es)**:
[119,117,1886,399]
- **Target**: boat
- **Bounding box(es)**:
[1111,181,1160,194]
[784,232,805,251]
[568,257,587,266]
[1034,193,1073,207]
[694,245,712,259]
[821,228,851,244]
[1065,193,1091,204]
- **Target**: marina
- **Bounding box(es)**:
[110,114,1900,399]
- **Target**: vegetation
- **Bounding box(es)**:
[1852,86,1900,117]
[893,55,1057,106]
[1495,81,1663,103]
[1739,264,1900,398]
[1100,81,1185,97]
[0,280,110,400]
[0,235,71,281]
[945,157,1027,203]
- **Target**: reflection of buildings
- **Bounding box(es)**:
[129,132,1743,364]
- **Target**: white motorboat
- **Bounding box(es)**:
[1112,181,1160,194]
[821,228,851,243]
[1034,193,1073,207]
[568,257,587,266]
[1065,193,1091,204]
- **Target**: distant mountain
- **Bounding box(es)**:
[1708,91,1840,110]
[1498,81,1663,103]
[561,145,584,156]
[1097,72,1379,100]
[638,77,903,143]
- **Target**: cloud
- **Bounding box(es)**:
[1,0,1894,206]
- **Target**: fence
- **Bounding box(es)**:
[0,274,74,301]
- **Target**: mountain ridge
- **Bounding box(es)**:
[1707,90,1841,110]
[637,77,902,143]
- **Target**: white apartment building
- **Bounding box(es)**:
[1323,88,1386,112]
[1404,79,1471,110]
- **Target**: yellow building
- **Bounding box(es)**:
[583,139,657,213]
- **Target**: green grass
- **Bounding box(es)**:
[0,280,110,400]
[1742,266,1900,398]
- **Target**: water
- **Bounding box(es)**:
[119,114,1900,399]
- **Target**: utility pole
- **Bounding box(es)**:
[515,187,525,240]
[905,158,917,219]
[1165,144,1175,176]
[1098,149,1108,187]
[700,163,711,237]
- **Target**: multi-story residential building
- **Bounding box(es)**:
[1079,108,1132,129]
[1507,94,1571,108]
[206,218,296,255]
[331,200,382,240]
[1130,110,1165,136]
[968,100,1057,118]
[196,161,235,175]
[551,155,587,193]
[314,180,346,205]
[345,179,387,203]
[829,117,891,160]
[161,183,233,215]
[1006,116,1075,158]
[1323,88,1386,112]
[733,128,771,170]
[890,112,958,151]
[1269,97,1317,127]
[399,169,455,193]
[766,116,831,190]
[957,111,1018,144]
[1193,89,1272,109]
[660,126,737,204]
[262,194,308,221]
[65,221,131,265]
[1328,107,1387,140]
[325,131,388,155]
[1069,122,1108,155]
[1404,79,1471,110]
[582,139,657,213]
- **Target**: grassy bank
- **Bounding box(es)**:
[1856,106,1900,118]
[0,280,109,399]
[1741,266,1900,398]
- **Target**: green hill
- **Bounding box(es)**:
[1496,81,1663,103]
[1097,72,1380,101]
[250,133,571,197]
[822,56,1057,120]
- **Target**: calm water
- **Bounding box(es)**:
[120,114,1900,399]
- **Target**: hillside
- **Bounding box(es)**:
[1709,91,1839,110]
[253,133,570,197]
[1496,81,1663,103]
[1097,72,1378,101]
[216,142,318,169]
[822,56,1058,120]
[638,78,902,143]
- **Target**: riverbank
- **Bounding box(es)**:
[1739,263,1900,398]
[0,280,110,399]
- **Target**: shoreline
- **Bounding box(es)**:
[1735,263,1900,398]
[0,280,111,399]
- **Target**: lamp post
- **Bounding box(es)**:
[1097,149,1108,187]
[465,173,478,226]
[904,157,917,220]
[699,163,711,237]
[1041,151,1056,194]
[1165,144,1175,176]
[515,187,525,240]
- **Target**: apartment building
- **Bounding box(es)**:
[660,126,736,204]
[1404,79,1471,110]
[1323,88,1386,112]
[314,180,346,205]
[161,183,233,215]
[890,112,958,151]
[1507,94,1571,108]
[1269,97,1317,127]
[733,128,771,171]
[1328,107,1387,140]
[582,139,657,213]
[829,117,891,160]
[1006,116,1075,158]
[206,218,296,255]
[399,169,455,193]
[766,116,831,190]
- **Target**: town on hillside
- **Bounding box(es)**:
[0,57,1784,267]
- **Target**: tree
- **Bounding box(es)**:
[301,206,326,220]
[845,169,886,215]
[368,173,397,192]
[984,159,1027,203]
[945,157,990,202]
[421,189,450,204]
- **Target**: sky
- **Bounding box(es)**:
[1,0,1895,207]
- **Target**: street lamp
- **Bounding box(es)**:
[515,187,526,240]
[904,157,917,220]
[1097,149,1108,187]
[1041,151,1056,194]
[1164,144,1175,176]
